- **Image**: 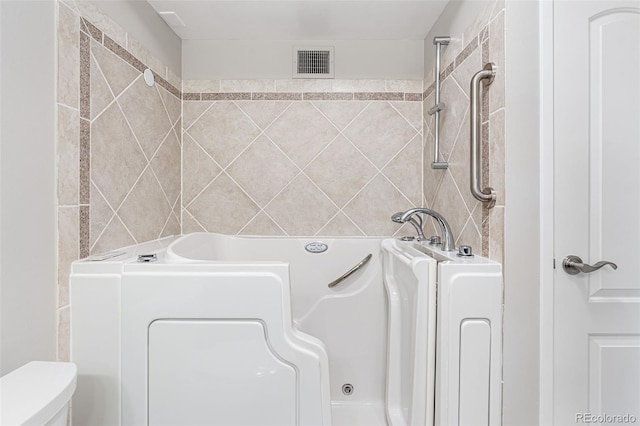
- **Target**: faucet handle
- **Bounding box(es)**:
[426,235,441,245]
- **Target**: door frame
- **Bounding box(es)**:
[539,0,555,424]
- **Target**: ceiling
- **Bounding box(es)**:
[146,1,449,40]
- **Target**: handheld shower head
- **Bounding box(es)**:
[391,211,425,239]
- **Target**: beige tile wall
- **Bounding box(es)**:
[423,0,505,263]
[182,85,424,237]
[55,0,181,361]
[56,0,506,363]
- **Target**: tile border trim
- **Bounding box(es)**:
[183,91,423,102]
[80,18,182,100]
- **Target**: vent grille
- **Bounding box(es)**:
[298,50,330,74]
[293,46,334,79]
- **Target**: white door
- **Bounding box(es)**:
[554,1,640,425]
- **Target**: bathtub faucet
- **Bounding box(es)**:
[391,208,456,251]
[391,211,426,241]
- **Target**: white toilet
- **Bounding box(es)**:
[0,361,77,426]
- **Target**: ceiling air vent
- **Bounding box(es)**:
[293,46,334,79]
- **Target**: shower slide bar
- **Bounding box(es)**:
[470,62,497,209]
[429,36,450,169]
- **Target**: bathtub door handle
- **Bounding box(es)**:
[328,254,373,288]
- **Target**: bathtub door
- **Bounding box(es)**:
[553,1,640,424]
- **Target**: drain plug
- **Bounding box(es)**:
[342,384,354,396]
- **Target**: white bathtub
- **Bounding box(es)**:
[70,233,503,426]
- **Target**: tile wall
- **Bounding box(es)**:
[56,0,182,361]
[423,0,505,263]
[55,0,508,361]
[182,81,424,236]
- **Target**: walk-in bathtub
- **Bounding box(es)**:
[70,233,502,426]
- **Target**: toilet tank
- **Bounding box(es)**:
[0,361,77,426]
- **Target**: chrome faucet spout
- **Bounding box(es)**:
[392,212,425,240]
[392,207,456,251]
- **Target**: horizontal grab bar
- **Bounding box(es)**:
[327,253,373,288]
[469,62,497,208]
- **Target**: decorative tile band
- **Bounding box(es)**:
[103,35,145,73]
[302,92,354,101]
[79,26,183,100]
[201,92,251,101]
[183,91,423,102]
[79,119,90,205]
[79,205,90,259]
[79,32,90,119]
[80,17,102,44]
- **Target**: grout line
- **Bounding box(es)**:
[444,104,471,163]
[387,100,422,133]
[183,101,217,133]
[89,74,142,124]
[182,207,207,232]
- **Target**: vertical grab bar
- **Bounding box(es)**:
[470,63,497,209]
[429,36,450,169]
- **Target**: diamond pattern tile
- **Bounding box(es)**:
[236,101,292,129]
[118,77,173,158]
[91,101,147,209]
[118,167,172,243]
[183,101,214,130]
[227,135,299,205]
[312,101,369,130]
[343,174,412,236]
[91,40,139,98]
[90,52,113,120]
[188,102,261,167]
[316,213,364,236]
[390,102,422,132]
[447,109,475,210]
[88,35,182,249]
[382,134,423,205]
[151,130,181,205]
[160,212,181,238]
[265,102,339,168]
[264,174,338,236]
[241,213,285,236]
[431,171,471,242]
[158,85,181,125]
[91,215,135,255]
[304,135,377,208]
[187,173,260,234]
[343,102,417,168]
[89,181,115,248]
[68,8,502,298]
[182,134,222,206]
[182,209,206,233]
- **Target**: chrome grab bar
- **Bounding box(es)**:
[470,62,497,209]
[327,253,373,288]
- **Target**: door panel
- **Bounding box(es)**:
[554,1,640,424]
[588,9,640,301]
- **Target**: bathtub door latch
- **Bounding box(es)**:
[327,253,373,288]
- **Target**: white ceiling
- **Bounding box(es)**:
[146,1,449,40]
